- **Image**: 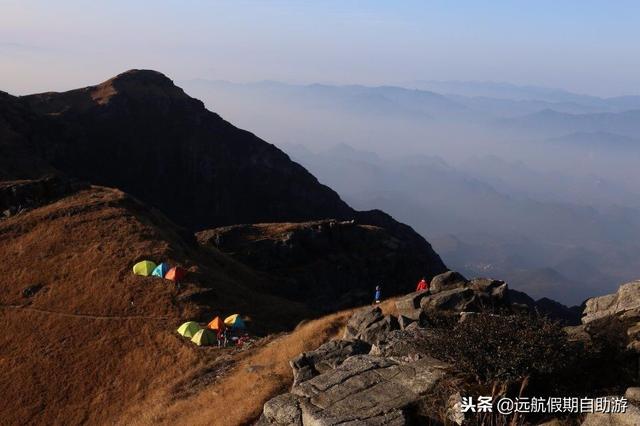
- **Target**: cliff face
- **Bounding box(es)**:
[198,219,447,310]
[20,70,355,230]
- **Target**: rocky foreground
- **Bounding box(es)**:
[257,274,640,425]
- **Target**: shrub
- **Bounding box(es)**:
[424,313,572,384]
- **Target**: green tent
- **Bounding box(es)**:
[133,260,157,276]
[177,321,201,338]
[191,328,217,346]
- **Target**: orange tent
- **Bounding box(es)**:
[207,316,225,331]
[165,266,187,282]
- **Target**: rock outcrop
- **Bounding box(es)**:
[290,339,372,387]
[343,307,399,345]
[583,280,640,324]
[260,354,450,425]
[394,272,511,320]
[258,275,526,425]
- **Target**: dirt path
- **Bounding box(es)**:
[0,304,171,321]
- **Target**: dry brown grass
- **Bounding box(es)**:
[0,187,309,425]
[1,187,401,425]
[123,298,399,426]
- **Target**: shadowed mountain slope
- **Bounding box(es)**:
[19,70,354,230]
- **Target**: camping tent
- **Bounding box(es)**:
[207,316,225,331]
[224,314,246,329]
[165,266,187,282]
[152,263,169,278]
[191,328,217,346]
[176,321,201,338]
[133,260,157,276]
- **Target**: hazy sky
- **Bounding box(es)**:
[2,0,639,96]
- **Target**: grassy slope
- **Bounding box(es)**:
[125,299,398,426]
[0,186,310,425]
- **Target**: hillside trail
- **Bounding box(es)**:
[0,303,171,321]
[124,298,398,426]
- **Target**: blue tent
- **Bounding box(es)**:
[152,263,169,278]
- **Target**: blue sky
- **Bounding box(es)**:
[1,0,639,96]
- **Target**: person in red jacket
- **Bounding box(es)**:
[416,277,429,292]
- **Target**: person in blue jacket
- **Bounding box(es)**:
[374,285,382,304]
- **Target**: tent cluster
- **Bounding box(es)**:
[176,314,246,347]
[132,260,186,282]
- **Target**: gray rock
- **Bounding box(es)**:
[398,315,416,330]
[262,393,303,425]
[394,291,431,320]
[563,325,592,345]
[430,271,468,293]
[420,287,476,312]
[290,339,371,386]
[368,328,435,359]
[344,307,384,340]
[581,398,640,425]
[289,355,449,425]
[343,307,399,345]
[625,387,640,403]
[583,281,640,324]
[458,311,478,323]
[446,392,465,425]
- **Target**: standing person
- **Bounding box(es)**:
[222,327,229,347]
[416,277,429,292]
[374,285,382,304]
[217,326,225,348]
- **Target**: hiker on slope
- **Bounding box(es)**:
[416,277,430,292]
[374,285,382,304]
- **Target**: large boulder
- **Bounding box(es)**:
[583,281,640,324]
[287,355,448,425]
[343,307,400,345]
[581,398,640,425]
[290,339,371,386]
[369,327,438,360]
[395,291,430,321]
[420,287,476,312]
[261,393,303,426]
[430,271,468,293]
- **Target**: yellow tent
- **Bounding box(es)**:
[191,328,216,346]
[177,321,201,338]
[133,260,157,276]
[224,314,240,326]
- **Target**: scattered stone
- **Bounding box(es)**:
[458,311,477,323]
[398,315,415,330]
[446,392,465,425]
